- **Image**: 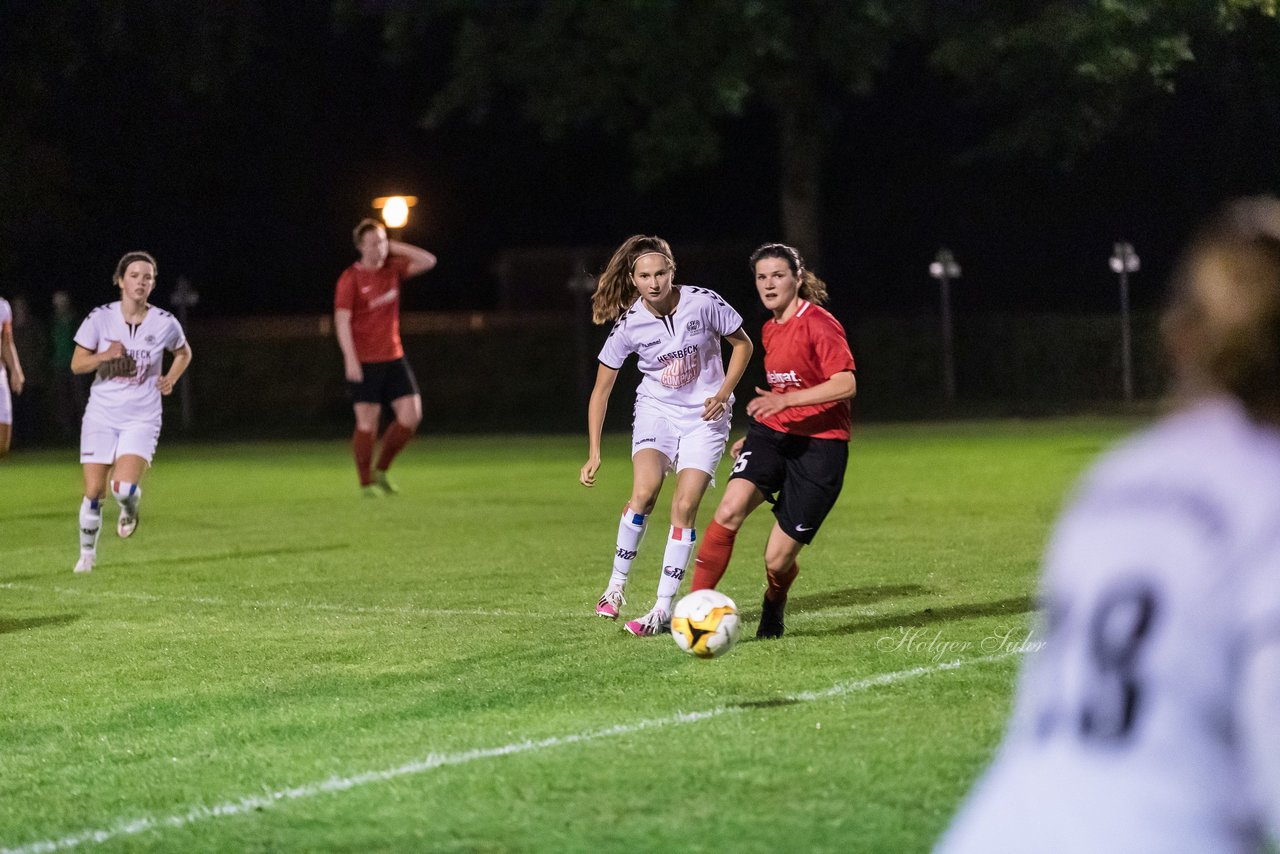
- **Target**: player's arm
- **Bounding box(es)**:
[746,371,855,420]
[389,240,437,278]
[71,341,130,377]
[157,343,192,396]
[0,321,23,394]
[580,363,619,487]
[702,327,752,421]
[333,309,362,382]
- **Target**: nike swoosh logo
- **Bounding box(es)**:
[795,524,813,532]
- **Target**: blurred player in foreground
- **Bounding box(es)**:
[0,294,26,458]
[688,243,856,638]
[937,197,1280,853]
[334,219,437,497]
[70,252,192,573]
[581,234,753,636]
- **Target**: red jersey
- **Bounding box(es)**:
[758,300,856,440]
[333,255,410,362]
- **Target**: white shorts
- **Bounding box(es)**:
[80,416,161,465]
[631,398,731,477]
[0,374,10,425]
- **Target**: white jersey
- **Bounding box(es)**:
[598,286,743,412]
[939,398,1280,854]
[0,297,10,385]
[75,302,186,424]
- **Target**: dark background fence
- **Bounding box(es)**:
[9,308,1164,446]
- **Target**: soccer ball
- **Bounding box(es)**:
[671,589,740,659]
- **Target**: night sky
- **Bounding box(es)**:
[5,5,1280,324]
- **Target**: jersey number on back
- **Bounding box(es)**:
[1036,579,1159,744]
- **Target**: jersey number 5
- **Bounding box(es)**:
[732,451,752,474]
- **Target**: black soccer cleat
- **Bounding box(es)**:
[756,595,786,639]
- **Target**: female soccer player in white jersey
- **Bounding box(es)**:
[689,244,857,638]
[69,251,192,573]
[938,197,1280,853]
[0,296,26,457]
[580,235,753,636]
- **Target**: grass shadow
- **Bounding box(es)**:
[739,584,931,619]
[790,595,1036,638]
[0,613,81,634]
[127,543,352,567]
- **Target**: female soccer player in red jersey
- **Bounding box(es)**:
[581,235,753,636]
[334,219,437,496]
[689,243,856,638]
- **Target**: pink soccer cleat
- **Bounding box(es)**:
[596,588,625,620]
[624,607,670,637]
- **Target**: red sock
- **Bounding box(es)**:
[691,520,738,590]
[352,429,376,486]
[375,421,415,472]
[766,560,799,604]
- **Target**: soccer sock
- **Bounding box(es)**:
[375,421,415,473]
[691,520,738,591]
[79,497,101,554]
[765,559,799,604]
[608,506,647,590]
[655,526,696,613]
[352,428,376,486]
[111,480,140,515]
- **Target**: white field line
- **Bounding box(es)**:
[0,653,1015,854]
[0,582,570,619]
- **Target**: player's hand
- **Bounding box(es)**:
[746,387,788,419]
[345,361,363,383]
[9,372,23,394]
[580,457,601,487]
[729,436,745,459]
[101,340,126,360]
[157,375,175,395]
[701,395,729,421]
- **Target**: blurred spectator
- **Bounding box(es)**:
[50,290,86,439]
[8,295,46,445]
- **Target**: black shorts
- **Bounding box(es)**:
[729,422,848,545]
[348,357,421,405]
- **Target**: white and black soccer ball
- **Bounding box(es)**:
[671,588,740,659]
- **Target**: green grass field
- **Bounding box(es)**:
[0,418,1141,853]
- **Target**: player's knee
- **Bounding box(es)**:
[670,495,702,527]
[713,500,749,529]
[397,413,421,431]
[111,480,140,504]
[628,494,658,516]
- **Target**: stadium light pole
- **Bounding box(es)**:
[929,248,962,402]
[170,276,199,430]
[1109,241,1140,402]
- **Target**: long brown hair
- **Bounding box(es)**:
[1165,196,1280,422]
[749,243,829,305]
[591,235,676,324]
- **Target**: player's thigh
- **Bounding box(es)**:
[631,400,680,464]
[727,424,787,499]
[385,359,421,413]
[80,418,120,467]
[389,393,421,427]
[774,438,848,545]
[352,402,381,433]
[712,477,768,529]
[115,422,160,466]
[673,412,730,480]
[112,454,149,483]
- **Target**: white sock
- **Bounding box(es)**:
[655,526,696,613]
[111,480,140,516]
[608,506,647,590]
[79,497,102,554]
